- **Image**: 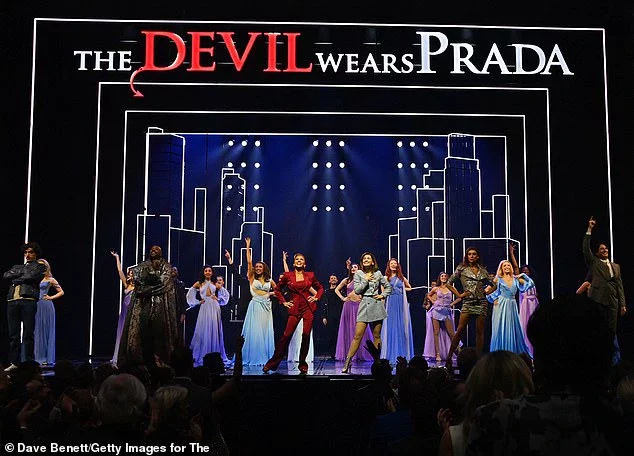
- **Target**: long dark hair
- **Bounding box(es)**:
[461,247,483,268]
[199,265,213,283]
[254,262,271,281]
[360,252,379,273]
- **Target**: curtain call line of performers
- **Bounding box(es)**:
[3,217,626,372]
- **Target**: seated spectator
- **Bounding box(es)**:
[95,373,147,443]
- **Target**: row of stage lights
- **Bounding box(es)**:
[398,162,429,169]
[227,162,260,168]
[311,206,345,212]
[398,141,429,148]
[312,184,346,190]
[313,140,345,147]
[227,140,261,147]
[312,162,346,168]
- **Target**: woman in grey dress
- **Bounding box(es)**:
[341,252,392,373]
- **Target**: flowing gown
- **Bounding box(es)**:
[187,281,229,366]
[423,288,457,360]
[519,286,539,356]
[487,274,533,354]
[34,281,55,364]
[112,289,133,365]
[240,280,275,365]
[335,280,373,362]
[380,276,414,363]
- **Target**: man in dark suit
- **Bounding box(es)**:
[583,217,627,336]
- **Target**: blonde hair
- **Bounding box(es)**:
[40,259,52,278]
[496,260,513,277]
[463,351,534,438]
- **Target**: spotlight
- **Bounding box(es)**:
[239,206,244,212]
[339,162,345,168]
[410,163,416,168]
[312,184,318,190]
[339,184,345,190]
[242,140,248,146]
[397,163,403,169]
[254,162,261,168]
[422,141,429,147]
[339,206,345,212]
[227,184,233,190]
[255,140,261,147]
[411,184,417,190]
[326,206,332,212]
[326,162,332,168]
[398,206,404,212]
[412,206,417,212]
[240,184,245,190]
[409,141,415,147]
[312,162,318,168]
[240,162,247,168]
[227,162,233,167]
[312,206,318,212]
[325,184,331,190]
[253,207,258,212]
[423,163,429,169]
[253,184,260,190]
[228,140,234,146]
[226,206,232,211]
[425,206,430,212]
[397,141,403,147]
[397,184,403,190]
[339,141,345,147]
[326,140,332,147]
[313,140,319,147]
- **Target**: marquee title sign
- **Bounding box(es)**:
[71,30,574,97]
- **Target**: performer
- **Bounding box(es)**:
[341,252,392,374]
[583,217,627,336]
[187,265,229,366]
[263,251,323,374]
[110,251,134,366]
[33,259,64,365]
[117,245,178,368]
[282,251,315,365]
[486,260,532,354]
[334,260,373,362]
[380,258,414,363]
[508,243,539,355]
[3,242,47,371]
[444,247,495,369]
[321,272,343,359]
[424,273,460,362]
[224,249,251,320]
[240,237,276,365]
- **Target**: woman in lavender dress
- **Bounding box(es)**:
[423,272,461,362]
[509,244,539,356]
[33,259,64,365]
[334,261,373,362]
[187,265,229,366]
[111,251,134,366]
[380,259,414,363]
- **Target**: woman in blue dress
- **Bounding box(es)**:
[380,258,414,363]
[111,251,134,366]
[187,265,229,366]
[239,237,276,365]
[34,259,64,365]
[486,260,533,354]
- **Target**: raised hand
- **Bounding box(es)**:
[588,216,596,230]
[245,237,251,246]
[110,251,119,258]
[224,249,231,260]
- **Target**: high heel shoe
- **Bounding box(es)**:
[341,356,352,374]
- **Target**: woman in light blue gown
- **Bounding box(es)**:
[380,258,414,363]
[240,237,276,365]
[187,265,228,366]
[487,260,533,355]
[34,259,64,365]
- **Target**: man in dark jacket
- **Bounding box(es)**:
[3,242,47,371]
